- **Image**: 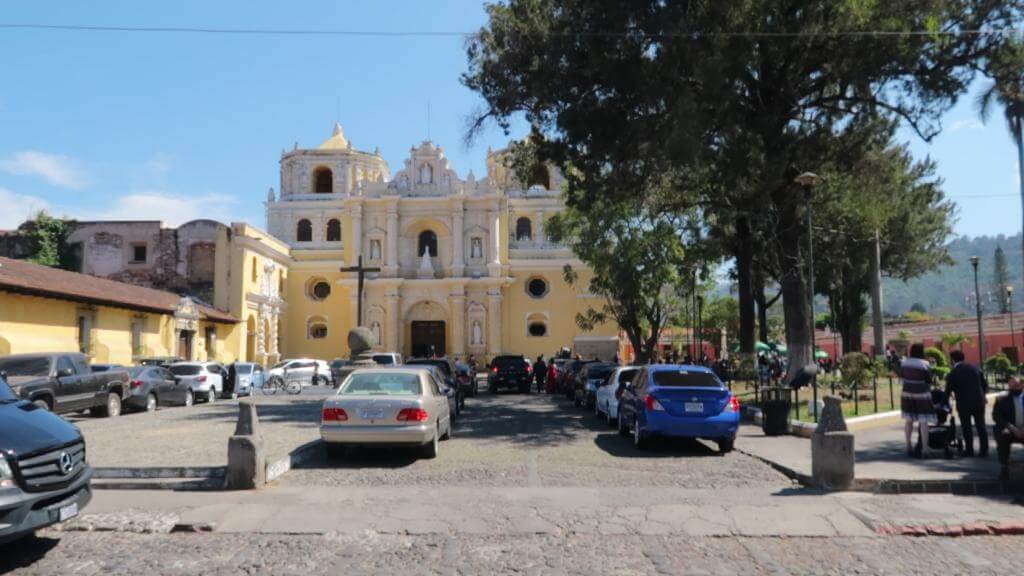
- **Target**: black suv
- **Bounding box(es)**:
[0,374,92,543]
[488,355,532,394]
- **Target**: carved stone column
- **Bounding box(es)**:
[350,203,363,266]
[452,202,465,277]
[450,292,466,358]
[385,293,401,352]
[489,208,501,265]
[487,290,502,358]
[385,204,399,275]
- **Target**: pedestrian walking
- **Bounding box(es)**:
[945,350,989,457]
[993,377,1024,481]
[533,355,547,393]
[900,343,936,458]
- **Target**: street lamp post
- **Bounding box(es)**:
[697,294,704,364]
[970,256,986,364]
[1008,285,1017,363]
[795,171,822,421]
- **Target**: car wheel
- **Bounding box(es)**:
[33,398,51,411]
[718,438,735,454]
[421,425,440,459]
[184,391,194,407]
[633,417,647,449]
[104,393,122,418]
[207,389,216,403]
[145,393,158,412]
[618,410,629,436]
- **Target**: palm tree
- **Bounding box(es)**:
[977,41,1024,287]
[940,332,971,353]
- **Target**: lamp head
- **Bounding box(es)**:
[794,172,822,188]
[1008,285,1015,295]
[969,255,980,268]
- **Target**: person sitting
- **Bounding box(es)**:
[993,376,1024,481]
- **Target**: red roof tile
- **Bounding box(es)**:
[0,256,237,323]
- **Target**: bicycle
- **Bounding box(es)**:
[262,375,302,395]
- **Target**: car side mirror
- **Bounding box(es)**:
[57,368,74,378]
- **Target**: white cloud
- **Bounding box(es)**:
[0,187,50,229]
[86,191,241,227]
[0,150,88,189]
[949,119,984,132]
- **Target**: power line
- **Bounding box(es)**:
[0,22,1021,39]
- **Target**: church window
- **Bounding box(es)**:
[527,312,548,337]
[418,230,438,258]
[527,277,549,299]
[309,280,331,301]
[297,219,312,242]
[516,217,533,241]
[308,317,328,340]
[326,219,341,242]
[130,244,147,263]
[314,167,333,193]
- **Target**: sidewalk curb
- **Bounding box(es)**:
[92,467,225,480]
[265,440,322,484]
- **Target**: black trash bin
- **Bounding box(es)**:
[761,387,792,436]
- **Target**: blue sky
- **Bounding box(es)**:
[0,1,1020,240]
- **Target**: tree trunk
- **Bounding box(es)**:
[754,265,769,344]
[735,216,756,354]
[778,201,813,384]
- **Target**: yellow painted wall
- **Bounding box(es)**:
[284,265,354,361]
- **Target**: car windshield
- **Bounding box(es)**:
[128,366,148,377]
[0,357,51,377]
[372,354,395,365]
[340,373,422,395]
[169,365,202,376]
[652,370,722,388]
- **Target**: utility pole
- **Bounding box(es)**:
[870,229,886,360]
[970,256,986,363]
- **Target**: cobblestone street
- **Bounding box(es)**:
[6,392,1024,575]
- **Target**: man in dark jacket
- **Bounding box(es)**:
[945,350,989,457]
[533,355,547,394]
[993,377,1024,481]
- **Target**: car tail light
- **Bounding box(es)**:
[397,408,429,422]
[130,380,143,389]
[644,394,664,412]
[322,407,348,421]
[526,364,533,374]
[197,375,207,383]
[724,395,740,413]
[492,366,498,373]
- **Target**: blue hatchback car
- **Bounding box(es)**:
[617,364,740,453]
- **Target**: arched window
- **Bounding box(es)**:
[527,313,548,337]
[313,167,333,193]
[418,230,438,258]
[296,219,312,242]
[326,219,341,242]
[307,316,328,340]
[516,217,533,241]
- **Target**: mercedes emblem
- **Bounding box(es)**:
[59,451,73,475]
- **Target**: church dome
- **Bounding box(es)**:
[318,122,352,150]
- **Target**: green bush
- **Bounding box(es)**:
[840,352,876,388]
[932,365,951,380]
[924,346,948,367]
[985,353,1013,376]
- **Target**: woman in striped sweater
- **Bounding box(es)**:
[900,343,937,457]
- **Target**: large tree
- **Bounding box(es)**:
[993,245,1012,313]
[465,0,1020,381]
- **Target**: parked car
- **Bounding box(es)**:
[406,357,464,416]
[560,359,597,399]
[137,356,183,368]
[125,365,195,411]
[371,353,403,366]
[90,363,123,373]
[595,366,641,426]
[0,353,130,417]
[320,367,453,459]
[168,362,225,403]
[230,362,265,396]
[617,365,740,453]
[488,354,532,394]
[0,373,93,543]
[267,358,332,387]
[573,362,619,409]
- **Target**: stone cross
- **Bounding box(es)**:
[340,255,381,327]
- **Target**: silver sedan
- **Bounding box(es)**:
[320,367,453,459]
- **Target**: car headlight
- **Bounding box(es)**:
[0,457,14,489]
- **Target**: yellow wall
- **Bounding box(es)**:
[284,265,354,361]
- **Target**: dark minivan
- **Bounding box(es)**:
[0,374,92,543]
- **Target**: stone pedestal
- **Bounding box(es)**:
[811,395,854,490]
[227,400,266,490]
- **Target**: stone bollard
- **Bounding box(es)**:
[227,399,266,490]
[811,395,855,490]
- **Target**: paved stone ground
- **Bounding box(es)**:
[282,393,787,489]
[70,387,332,468]
[5,531,1024,575]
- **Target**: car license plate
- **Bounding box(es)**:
[58,502,78,522]
[684,402,704,413]
[359,409,384,420]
